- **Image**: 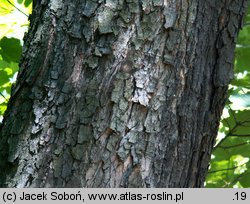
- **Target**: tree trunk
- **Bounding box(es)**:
[0,0,247,187]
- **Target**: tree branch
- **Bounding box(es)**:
[219,142,249,149]
[208,162,248,174]
[229,134,250,137]
[0,92,6,100]
[6,0,29,17]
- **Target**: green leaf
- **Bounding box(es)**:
[0,37,22,63]
[231,78,250,89]
[0,56,19,82]
[235,46,250,73]
[0,69,10,86]
[212,148,231,162]
[243,4,250,24]
[221,109,250,130]
[206,158,236,187]
[10,62,19,73]
[17,0,24,4]
[0,58,10,69]
[24,0,32,7]
[237,25,250,45]
[238,172,250,187]
[4,84,12,94]
[0,103,7,115]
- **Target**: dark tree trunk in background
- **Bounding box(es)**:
[0,0,247,187]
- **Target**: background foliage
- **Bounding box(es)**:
[206,6,250,187]
[0,0,250,187]
[0,0,31,120]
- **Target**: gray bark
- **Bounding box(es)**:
[0,0,247,187]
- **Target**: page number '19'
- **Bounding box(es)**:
[234,192,246,201]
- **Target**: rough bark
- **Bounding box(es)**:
[0,0,247,187]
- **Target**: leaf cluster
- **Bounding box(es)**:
[0,0,31,118]
[206,6,250,188]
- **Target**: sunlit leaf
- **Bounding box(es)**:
[0,69,10,86]
[0,0,14,16]
[231,78,250,89]
[0,57,10,69]
[0,24,14,39]
[0,103,7,115]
